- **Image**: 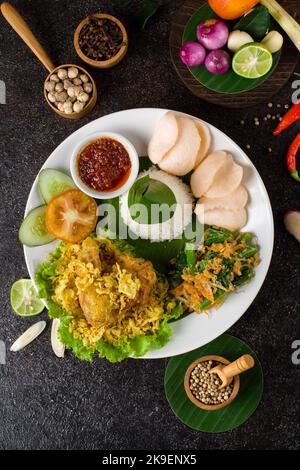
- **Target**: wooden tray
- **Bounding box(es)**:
[169,0,299,108]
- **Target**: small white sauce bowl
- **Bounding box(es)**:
[70,131,139,199]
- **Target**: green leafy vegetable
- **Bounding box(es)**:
[169,227,259,313]
[198,290,227,312]
[185,247,197,274]
[134,0,160,29]
[233,267,254,286]
[204,226,235,246]
[58,317,95,361]
[238,246,258,259]
[47,300,68,319]
[240,232,253,242]
[35,246,61,299]
[234,5,270,41]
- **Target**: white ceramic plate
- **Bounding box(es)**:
[24,108,274,359]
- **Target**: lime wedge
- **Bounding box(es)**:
[232,43,273,79]
[10,279,44,317]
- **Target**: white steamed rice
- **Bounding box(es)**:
[119,167,193,242]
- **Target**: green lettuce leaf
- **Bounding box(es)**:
[58,315,175,363]
[47,300,68,319]
[35,246,61,299]
[59,317,95,362]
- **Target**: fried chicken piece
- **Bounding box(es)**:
[80,238,101,269]
[79,285,113,327]
[116,253,157,307]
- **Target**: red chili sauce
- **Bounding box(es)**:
[78,137,131,192]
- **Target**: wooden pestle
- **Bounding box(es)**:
[209,354,255,389]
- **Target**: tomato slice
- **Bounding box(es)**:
[46,189,97,243]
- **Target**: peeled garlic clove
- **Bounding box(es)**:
[48,92,56,103]
[63,79,73,90]
[10,321,46,352]
[78,91,90,103]
[262,31,283,53]
[56,91,68,102]
[51,319,65,358]
[74,85,83,97]
[73,77,82,86]
[80,73,89,83]
[55,82,64,93]
[284,210,300,243]
[73,101,84,113]
[228,30,254,52]
[83,83,93,94]
[50,73,59,83]
[68,67,79,79]
[45,81,55,92]
[63,101,73,114]
[67,86,75,98]
[57,68,68,80]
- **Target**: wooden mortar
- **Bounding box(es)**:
[184,355,241,411]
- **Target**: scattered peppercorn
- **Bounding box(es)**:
[189,361,234,405]
[79,16,124,61]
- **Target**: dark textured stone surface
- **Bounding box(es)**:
[0,0,299,451]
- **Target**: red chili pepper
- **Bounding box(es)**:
[286,132,300,182]
[273,102,300,136]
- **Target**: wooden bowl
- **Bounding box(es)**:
[74,13,128,69]
[184,355,240,411]
[44,64,97,120]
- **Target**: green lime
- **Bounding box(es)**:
[232,43,273,79]
[10,279,44,317]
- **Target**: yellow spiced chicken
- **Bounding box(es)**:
[51,237,168,346]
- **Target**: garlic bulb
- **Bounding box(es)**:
[228,30,254,52]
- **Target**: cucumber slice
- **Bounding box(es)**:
[38,169,75,203]
[19,205,55,247]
